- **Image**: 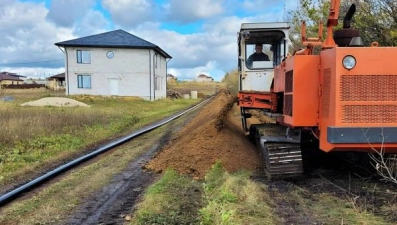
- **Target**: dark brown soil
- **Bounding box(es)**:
[146,90,262,179]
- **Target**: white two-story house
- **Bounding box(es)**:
[55,29,172,100]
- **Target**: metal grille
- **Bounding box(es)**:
[284,94,293,116]
[285,70,293,93]
[342,105,397,123]
[322,69,331,117]
[340,75,397,101]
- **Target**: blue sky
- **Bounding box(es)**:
[0,0,297,81]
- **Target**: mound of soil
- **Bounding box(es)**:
[146,90,262,178]
[21,97,89,107]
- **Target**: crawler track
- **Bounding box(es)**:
[251,123,303,179]
[261,142,303,177]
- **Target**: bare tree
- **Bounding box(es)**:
[364,130,397,184]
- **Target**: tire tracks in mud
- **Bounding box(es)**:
[67,145,158,225]
[66,108,201,225]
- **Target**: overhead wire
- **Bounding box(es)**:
[0,59,64,66]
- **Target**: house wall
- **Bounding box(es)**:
[0,80,24,85]
[48,79,65,90]
[64,47,167,100]
[153,52,167,99]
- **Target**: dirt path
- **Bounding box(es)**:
[65,105,202,225]
[65,90,263,224]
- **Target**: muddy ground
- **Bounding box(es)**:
[58,90,397,224]
[66,90,264,224]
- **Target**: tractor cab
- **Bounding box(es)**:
[237,23,290,132]
[238,23,289,92]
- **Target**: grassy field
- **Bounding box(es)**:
[0,121,181,225]
[167,81,224,97]
[0,87,203,188]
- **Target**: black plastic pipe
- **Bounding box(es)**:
[0,97,212,206]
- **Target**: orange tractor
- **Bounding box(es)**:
[237,0,397,178]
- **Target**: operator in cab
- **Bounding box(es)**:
[246,43,270,68]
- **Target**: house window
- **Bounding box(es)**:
[77,50,91,64]
[77,75,91,88]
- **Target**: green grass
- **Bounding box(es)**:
[129,163,395,225]
[130,163,279,225]
[0,125,175,225]
[199,162,279,225]
[168,81,223,96]
[130,169,203,225]
[280,185,391,225]
[0,90,201,187]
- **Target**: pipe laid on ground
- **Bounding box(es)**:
[0,97,213,206]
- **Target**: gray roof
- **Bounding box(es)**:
[55,29,171,58]
[49,73,65,79]
[0,73,23,81]
[0,71,26,78]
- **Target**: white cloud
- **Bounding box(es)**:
[0,0,13,9]
[128,17,241,81]
[130,12,287,81]
[74,9,110,37]
[168,61,224,81]
[101,0,154,28]
[47,0,96,27]
[0,1,112,77]
[163,0,225,23]
[0,0,293,81]
[0,1,74,72]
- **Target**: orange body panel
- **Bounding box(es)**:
[237,1,397,156]
[318,47,397,152]
[274,64,285,92]
[272,47,397,153]
[237,91,277,111]
[275,55,320,126]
